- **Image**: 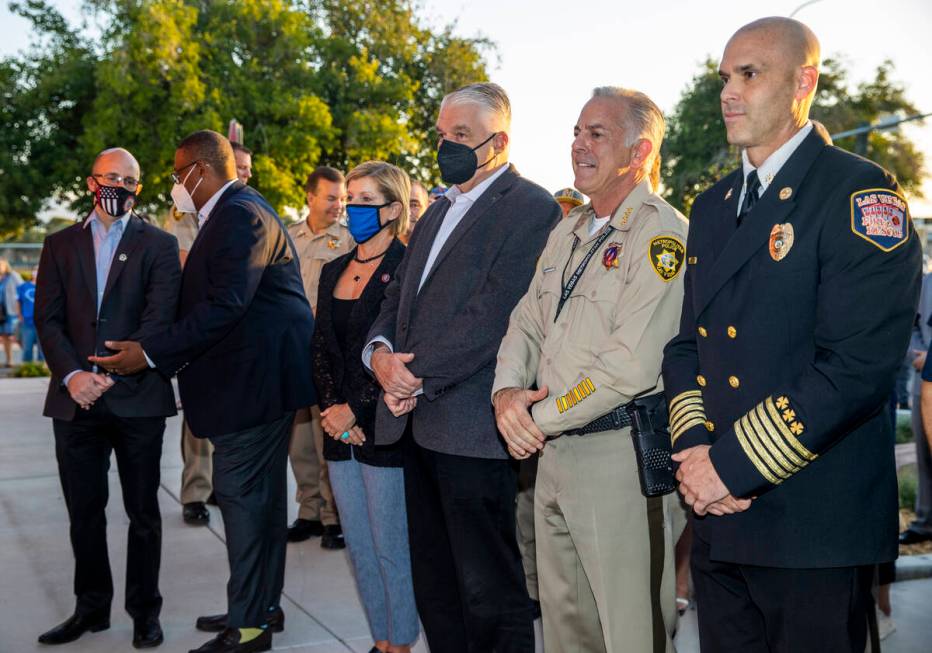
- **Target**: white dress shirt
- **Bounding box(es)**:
[737,121,813,215]
[362,163,511,373]
[197,179,238,229]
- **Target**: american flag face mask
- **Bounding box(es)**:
[95,184,137,217]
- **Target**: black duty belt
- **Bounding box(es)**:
[564,404,631,435]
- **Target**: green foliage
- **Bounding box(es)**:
[13,361,50,377]
[899,463,918,510]
[896,410,914,445]
[661,59,737,216]
[0,0,493,235]
[661,57,927,215]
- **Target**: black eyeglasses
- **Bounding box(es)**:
[171,160,202,185]
[92,172,140,190]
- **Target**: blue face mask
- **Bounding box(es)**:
[346,202,391,243]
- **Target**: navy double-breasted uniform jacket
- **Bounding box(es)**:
[662,128,922,568]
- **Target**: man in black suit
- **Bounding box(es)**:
[35,147,181,649]
[662,17,921,652]
[365,83,562,652]
[93,130,315,653]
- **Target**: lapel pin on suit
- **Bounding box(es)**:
[381,273,391,283]
[724,188,733,200]
[779,187,793,200]
[118,253,128,262]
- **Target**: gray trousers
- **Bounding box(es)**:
[910,393,932,534]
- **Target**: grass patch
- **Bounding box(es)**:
[899,463,918,510]
[896,410,913,445]
[13,362,50,378]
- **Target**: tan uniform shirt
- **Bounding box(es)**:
[163,208,199,251]
[493,180,688,436]
[287,219,353,313]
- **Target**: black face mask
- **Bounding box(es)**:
[436,132,498,185]
[95,184,137,218]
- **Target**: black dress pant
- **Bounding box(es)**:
[403,434,534,653]
[691,529,874,653]
[209,412,292,629]
[52,403,165,621]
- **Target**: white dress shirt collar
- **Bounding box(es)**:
[741,122,813,193]
[444,163,510,206]
[198,179,238,229]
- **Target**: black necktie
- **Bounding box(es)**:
[738,169,761,225]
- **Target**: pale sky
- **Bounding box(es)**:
[2,0,931,214]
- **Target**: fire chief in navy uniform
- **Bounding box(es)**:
[661,17,922,653]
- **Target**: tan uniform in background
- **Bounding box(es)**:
[287,219,352,525]
[164,210,214,505]
[494,180,688,653]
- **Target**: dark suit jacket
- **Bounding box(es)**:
[36,213,181,421]
[662,129,922,567]
[142,182,316,439]
[367,165,562,459]
[313,238,405,467]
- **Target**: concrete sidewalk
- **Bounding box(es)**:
[0,377,929,652]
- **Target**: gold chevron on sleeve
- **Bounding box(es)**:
[670,389,707,445]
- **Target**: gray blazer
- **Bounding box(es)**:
[367,165,561,459]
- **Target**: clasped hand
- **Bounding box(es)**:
[67,371,115,410]
[672,445,752,516]
[371,347,422,418]
[321,403,365,446]
[493,386,549,460]
[88,340,148,375]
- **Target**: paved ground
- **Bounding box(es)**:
[0,376,929,652]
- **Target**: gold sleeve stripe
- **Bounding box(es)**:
[765,398,817,461]
[670,397,704,423]
[669,390,702,413]
[734,418,783,485]
[739,415,789,481]
[747,408,799,476]
[671,406,706,432]
[671,416,707,445]
[556,378,596,414]
[753,403,807,470]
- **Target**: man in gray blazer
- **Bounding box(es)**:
[902,271,932,544]
[364,82,561,652]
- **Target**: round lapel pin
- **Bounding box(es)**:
[381,273,391,283]
[779,187,793,201]
[118,253,127,262]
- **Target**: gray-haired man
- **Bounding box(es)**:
[365,82,562,652]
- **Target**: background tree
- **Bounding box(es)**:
[661,56,926,215]
[0,0,493,238]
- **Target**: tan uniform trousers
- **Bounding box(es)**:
[290,405,338,525]
[536,428,684,653]
[180,418,213,504]
[516,456,539,601]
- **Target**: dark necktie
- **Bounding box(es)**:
[738,169,761,225]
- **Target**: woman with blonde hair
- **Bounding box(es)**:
[312,161,419,653]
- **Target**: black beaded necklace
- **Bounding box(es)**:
[351,247,389,282]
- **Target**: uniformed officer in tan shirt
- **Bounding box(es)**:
[286,166,353,547]
[162,206,217,525]
[493,87,687,653]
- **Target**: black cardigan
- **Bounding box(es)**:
[312,238,406,466]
